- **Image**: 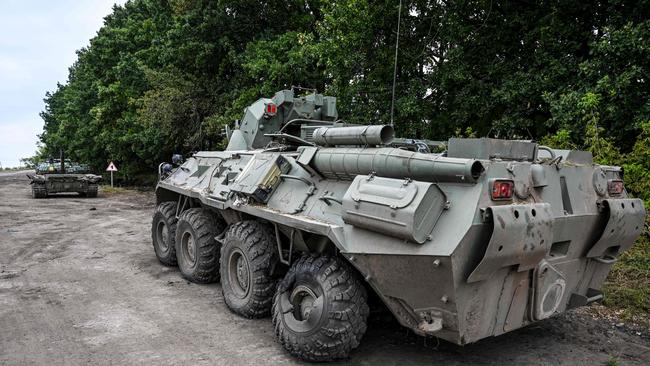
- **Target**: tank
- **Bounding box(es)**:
[151,89,646,361]
[26,152,102,198]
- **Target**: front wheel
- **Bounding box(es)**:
[272,255,369,362]
[151,202,178,266]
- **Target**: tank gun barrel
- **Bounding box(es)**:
[312,125,394,146]
[311,147,484,183]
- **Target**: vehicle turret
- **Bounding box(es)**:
[225,89,339,151]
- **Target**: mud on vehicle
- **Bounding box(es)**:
[151,89,646,361]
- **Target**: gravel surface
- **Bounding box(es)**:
[1,170,649,365]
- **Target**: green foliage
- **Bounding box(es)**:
[606,355,621,366]
[622,122,650,206]
[603,234,650,320]
[584,120,621,166]
[40,0,650,183]
[454,127,477,138]
[40,0,321,179]
[539,129,577,150]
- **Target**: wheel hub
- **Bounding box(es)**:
[228,249,250,298]
[157,222,169,251]
[290,285,318,321]
[236,256,249,289]
[182,231,196,264]
[279,277,327,335]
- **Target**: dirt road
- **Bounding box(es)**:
[0,170,648,365]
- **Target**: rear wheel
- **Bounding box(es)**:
[175,208,225,283]
[220,221,279,318]
[151,202,178,266]
[272,255,369,362]
[32,184,47,198]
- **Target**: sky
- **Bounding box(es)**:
[0,0,125,168]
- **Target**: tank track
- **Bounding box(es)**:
[85,184,98,198]
[32,184,47,199]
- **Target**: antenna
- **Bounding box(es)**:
[389,0,403,127]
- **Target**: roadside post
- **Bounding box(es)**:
[106,162,118,187]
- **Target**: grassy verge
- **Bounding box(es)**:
[602,225,650,324]
[99,185,154,198]
[100,185,132,194]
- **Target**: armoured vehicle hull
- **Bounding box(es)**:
[152,90,646,361]
[27,158,101,198]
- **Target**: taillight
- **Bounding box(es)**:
[491,180,514,200]
[265,103,277,116]
[608,179,624,195]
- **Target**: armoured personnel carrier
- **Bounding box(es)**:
[152,89,646,361]
[27,154,102,198]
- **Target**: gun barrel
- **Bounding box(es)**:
[313,125,394,146]
[311,148,484,183]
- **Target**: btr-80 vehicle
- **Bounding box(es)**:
[27,155,102,198]
[152,89,646,361]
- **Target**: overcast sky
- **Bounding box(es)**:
[0,0,124,168]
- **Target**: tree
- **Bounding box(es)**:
[40,0,650,183]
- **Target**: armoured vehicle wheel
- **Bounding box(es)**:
[272,255,369,362]
[151,202,179,266]
[32,184,47,199]
[220,221,279,318]
[86,184,98,198]
[175,208,225,283]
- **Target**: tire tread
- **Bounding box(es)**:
[220,220,279,318]
[272,255,369,362]
[175,207,225,283]
[151,201,178,266]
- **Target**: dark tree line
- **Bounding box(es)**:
[39,0,649,196]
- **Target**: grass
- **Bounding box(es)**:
[602,224,650,323]
[606,355,620,366]
[99,184,154,199]
[100,185,133,195]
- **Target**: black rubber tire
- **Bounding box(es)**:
[151,202,179,266]
[175,208,225,283]
[272,255,369,362]
[220,220,280,318]
[32,184,47,199]
[85,184,98,198]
